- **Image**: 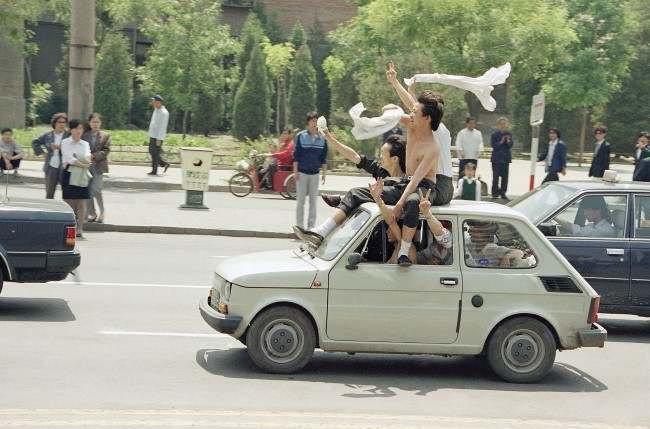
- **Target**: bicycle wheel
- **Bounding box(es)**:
[229,173,253,197]
[282,174,297,200]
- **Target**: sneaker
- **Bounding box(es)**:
[147,172,157,176]
[321,194,341,207]
[397,255,412,267]
[163,164,170,173]
[292,225,324,247]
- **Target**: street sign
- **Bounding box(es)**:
[180,147,213,210]
[530,92,545,126]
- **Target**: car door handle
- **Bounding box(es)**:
[440,277,458,286]
[606,248,625,256]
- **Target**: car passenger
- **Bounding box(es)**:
[555,195,616,237]
[465,220,525,268]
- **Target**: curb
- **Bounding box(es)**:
[83,222,295,239]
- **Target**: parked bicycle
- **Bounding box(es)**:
[229,152,296,199]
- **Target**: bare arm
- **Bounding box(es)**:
[396,138,440,211]
[386,61,417,112]
[323,128,361,164]
[369,179,402,242]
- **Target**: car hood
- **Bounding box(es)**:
[216,250,318,288]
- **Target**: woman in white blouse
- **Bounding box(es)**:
[61,119,91,238]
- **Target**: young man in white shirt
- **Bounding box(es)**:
[148,94,170,176]
[455,116,484,179]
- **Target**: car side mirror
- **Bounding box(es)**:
[346,253,362,270]
[538,222,558,237]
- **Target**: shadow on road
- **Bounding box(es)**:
[598,317,650,344]
[0,297,76,322]
[195,348,607,396]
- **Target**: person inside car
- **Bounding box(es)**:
[464,220,525,268]
[555,195,616,238]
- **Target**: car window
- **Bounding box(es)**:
[509,183,578,224]
[355,218,454,266]
[315,209,371,261]
[634,195,650,238]
[463,220,537,269]
[549,194,627,238]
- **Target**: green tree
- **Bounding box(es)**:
[94,32,133,129]
[251,1,284,43]
[193,91,224,136]
[308,17,332,117]
[263,41,295,133]
[232,45,271,140]
[137,0,238,136]
[238,13,266,79]
[290,21,306,48]
[27,82,53,127]
[288,44,316,128]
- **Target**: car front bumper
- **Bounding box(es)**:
[199,297,242,335]
[578,323,607,347]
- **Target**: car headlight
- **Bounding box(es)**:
[222,282,232,301]
[214,274,231,301]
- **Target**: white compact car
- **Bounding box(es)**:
[200,201,606,383]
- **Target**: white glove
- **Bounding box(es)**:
[317,116,327,135]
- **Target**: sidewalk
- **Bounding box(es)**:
[5,159,638,238]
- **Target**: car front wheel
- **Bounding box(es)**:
[487,317,556,383]
[246,306,316,373]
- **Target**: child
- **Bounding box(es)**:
[455,162,481,201]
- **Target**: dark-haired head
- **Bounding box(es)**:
[306,112,319,123]
[68,118,83,130]
[51,112,68,129]
[416,90,444,131]
[1,128,12,135]
[382,134,406,173]
[548,127,561,139]
[593,125,608,137]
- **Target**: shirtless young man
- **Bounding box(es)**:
[384,61,454,266]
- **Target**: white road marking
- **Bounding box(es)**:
[0,409,645,429]
[58,281,207,289]
[209,256,230,259]
[99,330,231,339]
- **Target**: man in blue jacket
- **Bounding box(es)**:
[490,117,514,199]
[293,112,328,230]
[589,126,611,178]
[538,128,567,183]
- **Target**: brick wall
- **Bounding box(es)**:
[260,0,357,36]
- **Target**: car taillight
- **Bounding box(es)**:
[65,226,76,247]
[588,296,600,324]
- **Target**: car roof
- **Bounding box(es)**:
[361,200,531,222]
[543,180,650,193]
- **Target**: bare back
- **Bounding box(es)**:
[405,125,439,181]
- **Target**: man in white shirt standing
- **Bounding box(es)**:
[455,116,484,180]
[148,94,170,176]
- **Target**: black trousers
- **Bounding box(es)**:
[491,162,509,197]
[0,155,21,170]
[338,175,454,228]
[542,171,559,183]
[458,158,478,180]
[148,137,168,173]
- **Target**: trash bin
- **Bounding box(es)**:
[179,147,213,209]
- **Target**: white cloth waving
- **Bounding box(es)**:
[349,102,405,140]
[403,63,511,112]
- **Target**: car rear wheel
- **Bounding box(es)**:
[246,306,316,373]
[487,317,556,383]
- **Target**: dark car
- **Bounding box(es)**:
[0,197,80,294]
[510,180,650,317]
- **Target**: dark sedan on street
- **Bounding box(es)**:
[510,180,650,317]
[0,197,80,294]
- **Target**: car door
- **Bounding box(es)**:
[630,194,650,307]
[543,193,631,306]
[326,216,462,344]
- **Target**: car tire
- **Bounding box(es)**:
[246,306,316,374]
[486,317,556,383]
[0,269,3,295]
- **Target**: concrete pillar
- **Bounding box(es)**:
[0,25,26,127]
[68,0,96,120]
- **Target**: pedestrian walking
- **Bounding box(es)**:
[490,117,514,199]
[293,112,328,230]
[148,94,170,176]
[61,119,91,238]
[0,128,24,176]
[455,117,484,180]
[83,113,111,223]
[32,112,69,198]
[538,127,567,183]
[588,126,611,178]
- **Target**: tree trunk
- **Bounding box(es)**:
[182,110,189,139]
[0,21,26,128]
[276,77,281,134]
[68,0,96,119]
[578,108,589,167]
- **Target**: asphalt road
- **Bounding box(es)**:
[1,233,649,428]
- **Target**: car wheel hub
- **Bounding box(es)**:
[263,322,301,361]
[502,330,543,373]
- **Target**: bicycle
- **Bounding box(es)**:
[228,153,296,199]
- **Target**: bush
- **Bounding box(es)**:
[95,32,133,129]
[232,45,271,140]
[288,44,316,128]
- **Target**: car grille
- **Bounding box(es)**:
[540,276,581,293]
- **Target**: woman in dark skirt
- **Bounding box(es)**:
[61,119,92,237]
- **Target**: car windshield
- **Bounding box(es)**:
[314,209,371,261]
[509,183,578,224]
